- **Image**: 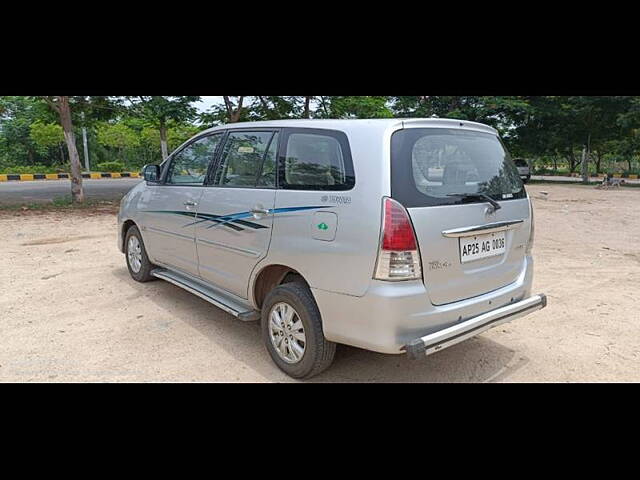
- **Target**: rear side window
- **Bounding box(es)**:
[391,128,526,207]
[213,131,277,188]
[279,129,355,191]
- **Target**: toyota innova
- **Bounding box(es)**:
[118,118,546,378]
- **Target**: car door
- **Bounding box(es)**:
[141,133,223,277]
[195,129,279,298]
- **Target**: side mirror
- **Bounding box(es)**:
[143,164,161,183]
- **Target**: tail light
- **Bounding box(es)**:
[374,197,422,281]
[526,200,535,254]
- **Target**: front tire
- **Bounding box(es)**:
[261,282,336,379]
[124,225,155,283]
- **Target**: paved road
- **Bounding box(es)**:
[0,178,142,204]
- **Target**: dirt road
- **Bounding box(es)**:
[1,184,639,382]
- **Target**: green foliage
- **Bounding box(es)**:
[95,161,125,172]
[127,96,200,128]
[30,121,64,152]
[316,96,393,119]
[3,95,640,178]
[96,123,140,149]
[168,124,201,149]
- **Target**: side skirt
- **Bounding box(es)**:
[151,268,261,322]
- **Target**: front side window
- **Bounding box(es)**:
[167,134,222,185]
[391,128,525,207]
[214,131,277,188]
[280,129,354,190]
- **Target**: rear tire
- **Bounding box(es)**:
[261,282,336,379]
[124,225,155,283]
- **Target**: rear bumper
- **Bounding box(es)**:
[404,293,546,359]
[313,256,537,354]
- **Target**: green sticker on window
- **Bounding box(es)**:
[317,222,329,231]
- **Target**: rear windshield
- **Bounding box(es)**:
[391,128,526,208]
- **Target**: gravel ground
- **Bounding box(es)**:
[1,183,639,382]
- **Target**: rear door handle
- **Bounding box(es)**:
[184,201,198,207]
[251,207,270,215]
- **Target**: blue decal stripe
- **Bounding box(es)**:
[271,206,331,214]
[144,206,333,232]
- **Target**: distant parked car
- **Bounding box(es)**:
[514,158,531,183]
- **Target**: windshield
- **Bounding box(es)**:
[391,128,526,208]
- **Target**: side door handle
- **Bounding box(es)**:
[251,207,270,215]
[184,201,198,207]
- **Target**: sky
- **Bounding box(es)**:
[196,96,223,113]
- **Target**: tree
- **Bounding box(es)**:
[38,96,85,202]
[29,121,65,163]
[315,96,393,119]
[252,96,298,120]
[199,96,250,126]
[127,96,200,160]
[96,123,140,163]
[0,96,55,166]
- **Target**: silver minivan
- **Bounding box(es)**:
[118,118,546,379]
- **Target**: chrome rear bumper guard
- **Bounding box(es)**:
[404,294,547,359]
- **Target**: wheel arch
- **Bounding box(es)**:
[251,264,311,310]
[121,219,138,251]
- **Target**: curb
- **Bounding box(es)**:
[0,172,141,182]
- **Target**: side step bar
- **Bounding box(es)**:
[151,268,261,322]
[404,293,547,359]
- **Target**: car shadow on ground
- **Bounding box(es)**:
[112,267,526,383]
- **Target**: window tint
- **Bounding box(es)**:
[214,131,275,187]
[167,135,221,185]
[282,131,354,190]
[391,128,526,208]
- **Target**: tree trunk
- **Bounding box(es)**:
[231,96,244,123]
[57,96,84,202]
[159,119,169,160]
[223,96,244,123]
[581,145,589,184]
[569,151,578,173]
[303,96,312,118]
[594,151,601,174]
[582,134,591,184]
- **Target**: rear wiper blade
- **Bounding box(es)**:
[446,193,502,212]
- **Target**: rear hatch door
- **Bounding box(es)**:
[391,125,531,306]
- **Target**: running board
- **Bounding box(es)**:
[151,268,261,322]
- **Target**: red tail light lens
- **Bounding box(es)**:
[374,198,422,281]
[382,198,418,251]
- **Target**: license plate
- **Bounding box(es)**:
[459,231,506,263]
